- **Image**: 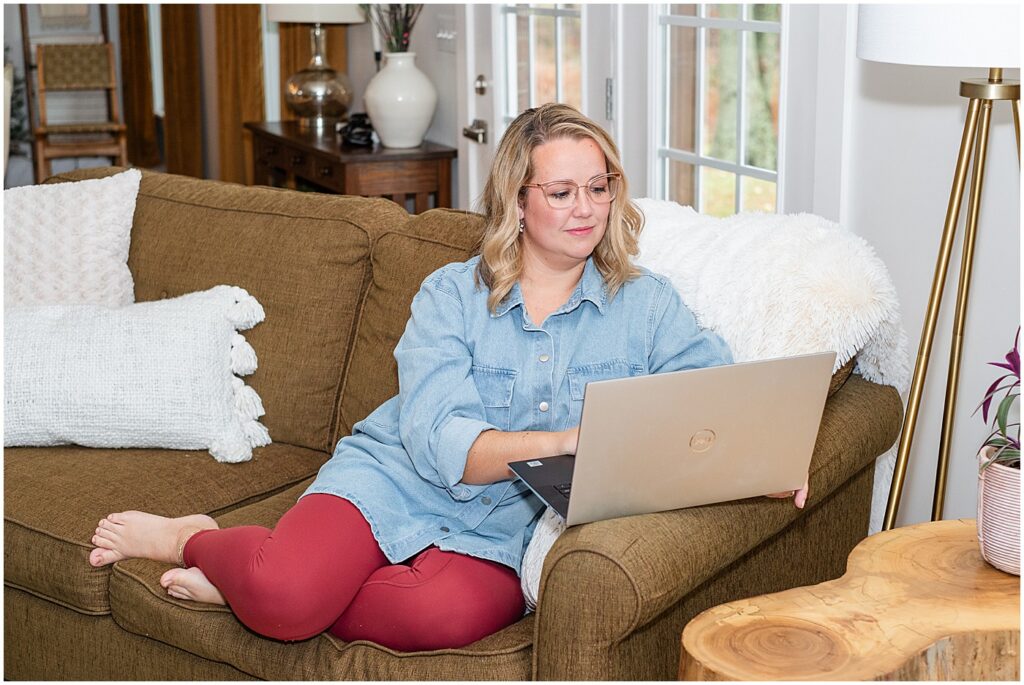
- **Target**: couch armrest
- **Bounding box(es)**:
[532,374,903,679]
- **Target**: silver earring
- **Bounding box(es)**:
[519,219,525,234]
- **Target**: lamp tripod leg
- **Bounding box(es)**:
[1012,99,1020,165]
[932,99,994,520]
[882,98,983,531]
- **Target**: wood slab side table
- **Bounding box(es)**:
[245,121,457,211]
[680,519,1020,680]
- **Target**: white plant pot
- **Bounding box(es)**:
[363,52,438,149]
[977,446,1020,576]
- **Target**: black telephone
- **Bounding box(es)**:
[339,113,374,147]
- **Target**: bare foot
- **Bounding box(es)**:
[88,511,218,567]
[160,567,226,605]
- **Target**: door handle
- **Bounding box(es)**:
[462,119,488,144]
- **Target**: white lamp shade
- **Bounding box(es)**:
[266,4,365,25]
[857,4,1019,68]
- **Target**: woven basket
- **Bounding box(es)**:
[977,447,1020,576]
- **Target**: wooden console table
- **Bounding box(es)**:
[245,121,457,211]
[680,519,1020,680]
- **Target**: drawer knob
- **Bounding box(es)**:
[291,154,304,165]
[319,166,333,177]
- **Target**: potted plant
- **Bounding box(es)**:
[973,326,1020,575]
[361,4,437,149]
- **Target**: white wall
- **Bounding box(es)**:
[827,7,1020,527]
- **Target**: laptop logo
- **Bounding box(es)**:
[690,429,716,453]
[527,460,544,467]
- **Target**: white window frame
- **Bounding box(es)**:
[652,4,788,213]
[499,4,585,126]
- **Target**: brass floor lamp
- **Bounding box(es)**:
[856,5,1020,530]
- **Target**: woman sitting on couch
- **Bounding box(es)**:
[88,103,775,651]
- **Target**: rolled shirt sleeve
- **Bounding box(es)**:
[647,277,733,374]
[393,276,496,494]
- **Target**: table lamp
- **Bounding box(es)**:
[856,4,1020,529]
[266,4,365,131]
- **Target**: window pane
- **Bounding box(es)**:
[703,29,738,162]
[667,26,697,152]
[668,159,696,207]
[741,176,776,213]
[560,16,582,109]
[669,4,697,15]
[751,4,781,22]
[745,31,780,170]
[516,13,530,112]
[700,166,735,216]
[533,15,557,105]
[707,4,740,19]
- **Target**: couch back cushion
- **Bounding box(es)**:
[47,168,409,453]
[334,209,485,443]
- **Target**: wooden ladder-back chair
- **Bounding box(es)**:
[31,43,127,183]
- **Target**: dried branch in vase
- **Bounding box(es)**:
[362,4,424,54]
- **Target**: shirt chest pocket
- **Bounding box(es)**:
[567,360,640,401]
[472,366,517,431]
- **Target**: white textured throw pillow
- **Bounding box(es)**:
[4,168,141,308]
[4,285,271,462]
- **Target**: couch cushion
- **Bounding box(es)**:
[3,443,328,614]
[334,209,485,441]
[108,481,534,680]
[46,168,409,453]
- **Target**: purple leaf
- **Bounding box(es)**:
[980,376,1012,422]
[1007,326,1021,376]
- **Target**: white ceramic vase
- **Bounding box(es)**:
[363,52,438,149]
[977,446,1020,576]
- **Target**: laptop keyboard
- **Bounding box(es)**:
[554,483,572,498]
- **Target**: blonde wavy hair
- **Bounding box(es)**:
[475,103,644,314]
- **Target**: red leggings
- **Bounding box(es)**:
[182,493,524,649]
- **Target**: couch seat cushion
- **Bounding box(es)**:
[4,443,328,614]
[108,482,534,680]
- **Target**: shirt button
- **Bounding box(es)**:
[539,402,549,412]
[539,354,550,362]
[481,497,492,505]
[440,526,450,533]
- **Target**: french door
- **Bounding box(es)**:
[456,3,621,209]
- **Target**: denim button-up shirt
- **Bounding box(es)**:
[303,255,732,573]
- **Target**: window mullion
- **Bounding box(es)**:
[528,13,536,106]
[661,7,669,199]
[737,27,747,213]
[555,14,563,103]
[695,14,705,212]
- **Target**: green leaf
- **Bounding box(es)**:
[996,392,1018,437]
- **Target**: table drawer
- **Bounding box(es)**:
[254,137,284,169]
[307,157,344,193]
[345,160,440,196]
[283,149,314,178]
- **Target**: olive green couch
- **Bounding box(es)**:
[4,167,903,680]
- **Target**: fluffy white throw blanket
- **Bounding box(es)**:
[520,199,910,610]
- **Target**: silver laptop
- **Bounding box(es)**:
[508,351,837,526]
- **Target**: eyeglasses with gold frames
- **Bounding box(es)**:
[521,173,621,210]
